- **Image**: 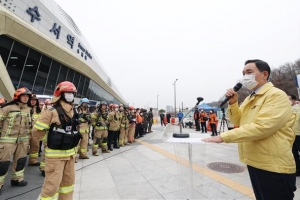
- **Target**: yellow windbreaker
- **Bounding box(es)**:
[221,82,296,174]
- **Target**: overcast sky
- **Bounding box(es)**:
[55,0,300,110]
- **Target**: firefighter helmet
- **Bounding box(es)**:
[79,98,89,106]
[100,101,107,108]
[13,87,32,100]
[129,106,135,110]
[52,81,77,103]
[31,94,39,100]
[113,104,119,109]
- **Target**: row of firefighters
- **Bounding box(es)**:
[0,81,154,199]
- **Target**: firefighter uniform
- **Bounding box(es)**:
[91,101,110,155]
[33,81,81,200]
[107,105,121,151]
[28,94,42,166]
[0,87,32,193]
[76,98,91,159]
[127,106,136,143]
[38,104,52,176]
[119,107,130,146]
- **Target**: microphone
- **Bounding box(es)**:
[173,97,204,138]
[196,97,204,105]
[219,83,243,107]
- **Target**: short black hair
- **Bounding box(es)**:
[245,59,271,80]
[289,94,297,100]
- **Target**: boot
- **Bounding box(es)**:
[93,152,99,156]
[28,162,40,166]
[11,180,27,187]
[79,154,89,159]
[41,170,45,177]
[102,149,110,153]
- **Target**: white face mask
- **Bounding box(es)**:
[64,93,74,102]
[115,108,119,111]
[243,73,262,90]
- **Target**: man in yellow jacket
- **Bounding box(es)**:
[203,59,296,200]
[33,81,81,200]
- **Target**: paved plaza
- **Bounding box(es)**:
[1,124,300,200]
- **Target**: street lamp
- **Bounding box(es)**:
[173,79,178,118]
[157,94,159,112]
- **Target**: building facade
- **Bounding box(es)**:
[0,0,126,106]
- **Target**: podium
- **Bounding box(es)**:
[162,124,211,197]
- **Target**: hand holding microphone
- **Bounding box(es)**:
[220,83,242,107]
[226,88,239,104]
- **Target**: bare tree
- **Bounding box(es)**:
[270,62,298,98]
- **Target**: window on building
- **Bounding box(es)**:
[19,49,41,90]
[73,71,80,89]
[45,60,60,95]
[6,40,29,89]
[57,65,68,83]
[66,68,75,82]
[33,55,51,94]
[77,75,84,98]
[0,35,14,66]
[83,77,90,97]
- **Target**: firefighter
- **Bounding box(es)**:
[76,98,91,160]
[119,104,124,112]
[0,98,7,107]
[142,109,149,133]
[108,104,114,112]
[28,94,42,166]
[38,99,53,176]
[135,108,144,138]
[91,101,110,155]
[0,87,32,194]
[119,106,129,146]
[32,81,81,200]
[42,99,52,112]
[107,104,121,151]
[127,106,136,143]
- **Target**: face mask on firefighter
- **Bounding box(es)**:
[82,103,88,108]
[64,93,74,102]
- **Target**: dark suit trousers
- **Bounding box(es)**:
[247,165,296,200]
